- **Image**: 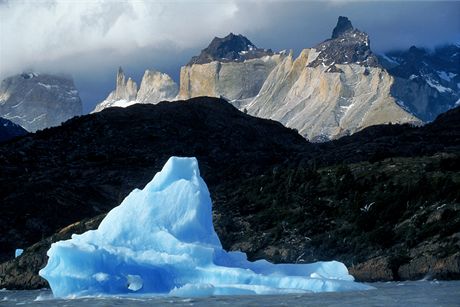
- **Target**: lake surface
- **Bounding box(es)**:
[2,281,460,306]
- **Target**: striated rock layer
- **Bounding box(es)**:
[239,49,419,141]
[179,33,284,101]
[0,73,82,132]
[179,18,423,141]
[179,54,285,101]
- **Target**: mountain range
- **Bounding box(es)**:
[0,17,457,140]
[92,16,459,141]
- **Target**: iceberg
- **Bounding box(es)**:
[15,249,23,258]
[39,157,373,297]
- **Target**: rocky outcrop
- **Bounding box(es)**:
[238,48,419,140]
[349,256,395,282]
[109,67,138,102]
[398,253,460,280]
[0,73,82,132]
[137,70,179,103]
[93,67,178,112]
[179,33,284,101]
[187,33,274,65]
[0,117,27,143]
[308,16,379,68]
[0,214,105,289]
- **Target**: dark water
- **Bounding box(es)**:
[1,281,460,306]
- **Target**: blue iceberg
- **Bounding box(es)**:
[39,157,373,297]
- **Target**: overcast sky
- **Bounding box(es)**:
[1,0,459,113]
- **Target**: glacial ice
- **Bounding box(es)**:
[39,157,373,298]
[15,249,23,258]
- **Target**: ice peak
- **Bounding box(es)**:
[146,156,201,192]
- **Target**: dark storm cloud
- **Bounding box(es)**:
[0,1,459,113]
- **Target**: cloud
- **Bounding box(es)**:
[0,0,250,77]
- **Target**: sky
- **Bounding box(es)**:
[0,0,459,113]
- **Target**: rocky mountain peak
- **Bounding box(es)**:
[136,69,179,103]
[187,33,273,65]
[0,73,82,132]
[93,67,178,112]
[331,16,354,39]
[109,66,137,102]
[308,16,379,69]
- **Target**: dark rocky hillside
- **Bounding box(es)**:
[0,97,307,263]
[0,97,459,288]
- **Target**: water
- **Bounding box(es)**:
[1,281,459,306]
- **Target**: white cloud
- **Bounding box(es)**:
[0,0,260,78]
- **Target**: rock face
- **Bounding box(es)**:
[380,44,460,121]
[238,48,418,141]
[109,67,138,102]
[0,117,28,143]
[179,33,284,101]
[137,70,179,103]
[93,67,178,112]
[0,73,82,132]
[180,54,284,101]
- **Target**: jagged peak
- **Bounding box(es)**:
[308,16,378,68]
[332,16,354,39]
[208,33,256,50]
[187,33,273,65]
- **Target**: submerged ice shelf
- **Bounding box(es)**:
[39,157,373,297]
